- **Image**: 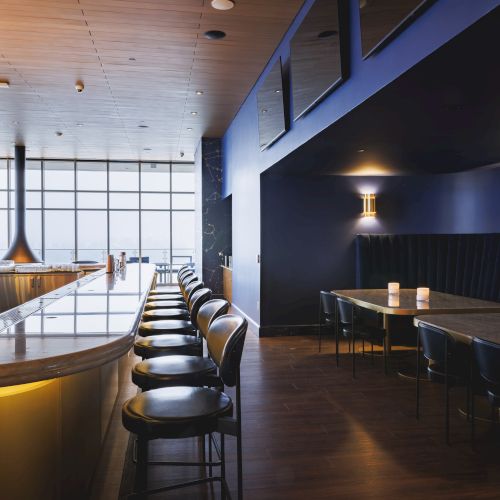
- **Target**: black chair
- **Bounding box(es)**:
[123,314,247,499]
[471,337,500,441]
[318,291,336,354]
[336,297,385,377]
[416,323,470,444]
[134,298,228,359]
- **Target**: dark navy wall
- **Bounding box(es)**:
[261,167,500,330]
[221,0,499,326]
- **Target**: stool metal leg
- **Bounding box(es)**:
[135,437,148,494]
[221,433,226,500]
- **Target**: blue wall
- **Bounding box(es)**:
[222,0,499,326]
[260,170,500,330]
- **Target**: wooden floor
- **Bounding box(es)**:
[90,324,500,500]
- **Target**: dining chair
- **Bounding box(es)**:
[471,337,500,442]
[416,323,470,444]
[336,297,385,378]
[318,291,336,354]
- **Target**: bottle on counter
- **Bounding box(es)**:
[106,254,115,273]
[120,252,127,269]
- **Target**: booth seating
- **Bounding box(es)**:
[356,233,500,300]
[135,297,227,359]
[123,315,247,499]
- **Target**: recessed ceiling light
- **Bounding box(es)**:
[262,109,268,114]
[190,111,198,116]
[143,147,152,151]
[187,127,193,131]
[211,0,235,10]
[318,30,338,39]
[55,131,63,137]
[275,89,281,93]
[0,80,10,88]
[138,124,149,128]
[357,149,366,153]
[76,123,84,127]
[204,30,226,40]
[195,90,204,95]
[129,57,136,61]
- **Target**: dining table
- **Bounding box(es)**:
[331,289,500,375]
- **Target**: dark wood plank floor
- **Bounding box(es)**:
[92,325,500,500]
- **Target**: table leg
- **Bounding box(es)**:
[383,314,391,374]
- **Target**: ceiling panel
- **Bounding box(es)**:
[0,0,303,161]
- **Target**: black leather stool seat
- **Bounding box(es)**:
[134,334,202,359]
[132,355,217,390]
[144,300,187,310]
[142,309,190,322]
[149,288,179,294]
[122,386,232,439]
[138,320,195,337]
[146,294,183,302]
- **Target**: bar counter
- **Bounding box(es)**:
[0,263,156,500]
[0,263,155,386]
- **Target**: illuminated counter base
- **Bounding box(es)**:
[0,264,156,499]
[0,358,129,499]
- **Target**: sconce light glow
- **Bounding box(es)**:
[343,164,394,176]
[362,193,376,217]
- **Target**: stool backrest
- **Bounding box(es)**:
[473,337,500,387]
[179,269,194,283]
[337,297,353,326]
[197,299,230,339]
[320,291,335,316]
[207,315,247,387]
[185,280,204,303]
[418,324,455,362]
[188,288,212,328]
[178,268,192,281]
[181,274,198,289]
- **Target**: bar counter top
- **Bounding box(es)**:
[0,263,155,387]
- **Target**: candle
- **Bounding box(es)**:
[388,295,400,308]
[416,287,430,301]
[388,282,400,295]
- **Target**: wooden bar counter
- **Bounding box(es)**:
[0,263,156,500]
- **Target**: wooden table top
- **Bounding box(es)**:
[414,313,500,345]
[331,289,500,316]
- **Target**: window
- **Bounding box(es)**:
[2,159,195,283]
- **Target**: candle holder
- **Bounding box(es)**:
[388,282,400,295]
[416,287,430,302]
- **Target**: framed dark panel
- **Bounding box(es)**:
[360,0,437,58]
[257,58,287,150]
[290,0,348,121]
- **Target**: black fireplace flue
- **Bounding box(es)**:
[2,145,41,263]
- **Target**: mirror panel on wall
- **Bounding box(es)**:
[359,0,436,57]
[290,0,346,121]
[257,58,287,150]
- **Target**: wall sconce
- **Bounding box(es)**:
[362,193,376,217]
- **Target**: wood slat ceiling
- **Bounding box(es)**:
[0,0,303,161]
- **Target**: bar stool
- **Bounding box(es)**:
[142,308,190,322]
[148,275,198,301]
[122,314,247,499]
[134,299,229,359]
[138,288,212,337]
[144,300,188,311]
